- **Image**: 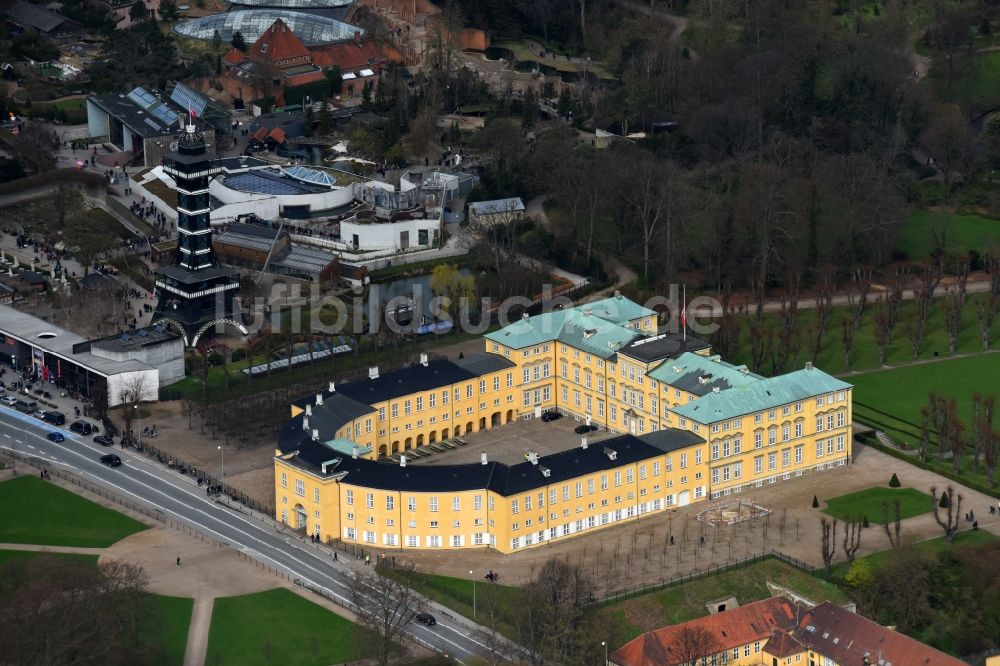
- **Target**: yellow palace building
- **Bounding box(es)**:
[274,293,853,553]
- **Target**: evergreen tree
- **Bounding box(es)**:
[326,66,343,95]
[231,30,246,52]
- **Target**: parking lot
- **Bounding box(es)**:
[413,410,620,467]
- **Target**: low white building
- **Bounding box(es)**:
[468,197,526,226]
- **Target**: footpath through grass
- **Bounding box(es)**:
[206,588,373,665]
[851,354,1000,493]
[148,595,194,666]
[0,548,100,565]
[822,487,933,524]
[0,476,148,547]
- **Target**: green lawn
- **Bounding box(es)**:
[822,487,932,523]
[0,476,148,547]
[206,588,373,665]
[0,548,100,565]
[851,354,1000,491]
[829,528,997,580]
[897,210,1000,261]
[148,595,194,666]
[592,558,848,648]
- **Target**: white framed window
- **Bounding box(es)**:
[294,479,305,497]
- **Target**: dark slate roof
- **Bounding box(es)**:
[7,2,72,33]
[81,324,180,353]
[619,332,711,363]
[452,352,516,376]
[19,270,48,285]
[298,393,376,439]
[639,428,705,453]
[79,272,119,290]
[278,429,691,496]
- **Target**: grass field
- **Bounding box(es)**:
[592,558,848,648]
[148,595,194,666]
[0,548,100,565]
[828,528,997,580]
[822,487,933,523]
[851,354,1000,490]
[0,476,148,547]
[897,210,1000,261]
[206,589,372,665]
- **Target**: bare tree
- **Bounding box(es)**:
[512,558,594,666]
[930,486,963,543]
[840,318,853,372]
[919,404,932,463]
[117,374,150,437]
[674,625,720,666]
[882,498,902,547]
[848,265,873,330]
[873,298,892,366]
[821,517,838,577]
[350,566,422,666]
[941,290,963,354]
[841,518,863,561]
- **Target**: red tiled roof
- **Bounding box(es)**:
[763,630,804,658]
[267,127,286,144]
[611,598,797,666]
[285,69,326,86]
[310,40,384,71]
[793,602,967,666]
[253,18,310,64]
[222,48,246,65]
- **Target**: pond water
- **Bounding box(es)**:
[371,269,475,321]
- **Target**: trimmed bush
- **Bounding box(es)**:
[939,492,950,508]
[889,473,901,488]
[812,495,820,508]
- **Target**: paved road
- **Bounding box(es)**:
[0,407,513,665]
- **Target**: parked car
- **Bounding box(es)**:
[44,411,65,425]
[32,409,48,420]
[0,396,17,406]
[93,435,113,446]
[540,411,563,422]
[15,400,37,413]
[99,454,122,467]
[574,424,598,434]
[70,420,93,435]
[415,612,437,626]
[47,432,65,442]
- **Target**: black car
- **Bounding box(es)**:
[94,435,114,446]
[99,454,122,467]
[70,420,93,435]
[540,411,563,422]
[47,432,65,442]
[415,612,436,626]
[44,411,66,426]
[574,424,598,434]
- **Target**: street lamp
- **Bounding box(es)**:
[134,404,140,444]
[470,570,476,619]
[601,640,608,665]
[218,445,225,490]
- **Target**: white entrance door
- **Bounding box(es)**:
[678,491,691,507]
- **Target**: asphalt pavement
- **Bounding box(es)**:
[0,406,514,664]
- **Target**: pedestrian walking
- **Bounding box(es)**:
[176,557,181,567]
[333,551,338,562]
[364,554,370,566]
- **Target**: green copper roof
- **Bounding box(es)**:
[323,438,373,457]
[672,366,852,424]
[584,294,656,325]
[484,307,641,359]
[648,352,762,396]
[485,295,651,354]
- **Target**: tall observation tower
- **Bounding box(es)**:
[152,121,246,346]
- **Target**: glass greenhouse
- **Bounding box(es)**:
[284,166,337,188]
[229,0,353,7]
[173,9,363,47]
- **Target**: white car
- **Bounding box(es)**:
[33,409,48,420]
[1,396,18,406]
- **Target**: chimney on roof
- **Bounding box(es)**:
[481,452,488,465]
[329,380,336,392]
[400,455,407,467]
[604,446,617,461]
[420,353,428,367]
[805,361,814,370]
[354,30,361,44]
[581,436,588,450]
[352,446,358,459]
[614,290,621,299]
[303,416,310,430]
[312,428,319,440]
[712,386,721,393]
[522,312,530,320]
[316,393,323,405]
[369,366,379,379]
[528,451,538,465]
[305,404,312,416]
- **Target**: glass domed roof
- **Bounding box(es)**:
[229,0,353,7]
[173,9,362,47]
[284,166,337,187]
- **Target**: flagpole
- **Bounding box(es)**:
[682,284,687,342]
